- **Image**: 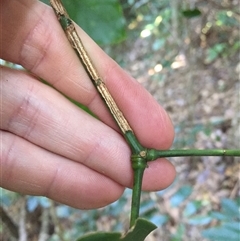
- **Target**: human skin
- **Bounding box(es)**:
[1,0,175,209]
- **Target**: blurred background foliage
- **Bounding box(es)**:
[1,0,239,240]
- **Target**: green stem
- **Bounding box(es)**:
[124,131,147,227]
[146,149,240,161]
[130,155,147,228]
[124,131,145,154]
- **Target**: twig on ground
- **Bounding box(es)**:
[38,208,50,241]
[0,205,19,239]
[19,196,27,241]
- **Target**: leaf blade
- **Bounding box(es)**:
[76,218,157,241]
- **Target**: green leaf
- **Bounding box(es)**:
[202,224,240,241]
[150,214,169,226]
[170,185,193,207]
[182,9,201,18]
[210,211,229,221]
[76,218,157,241]
[170,224,185,241]
[213,43,227,53]
[187,215,212,226]
[26,196,50,212]
[64,0,126,45]
[221,198,239,219]
[224,222,240,232]
[56,205,72,218]
[42,0,126,45]
[183,200,203,217]
[216,11,239,27]
[152,39,166,51]
[77,232,121,241]
[205,43,227,63]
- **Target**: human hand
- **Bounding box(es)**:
[1,0,175,209]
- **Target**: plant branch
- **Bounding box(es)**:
[49,0,133,135]
[49,201,66,241]
[19,196,27,241]
[146,149,240,161]
[38,208,50,241]
[49,0,148,228]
